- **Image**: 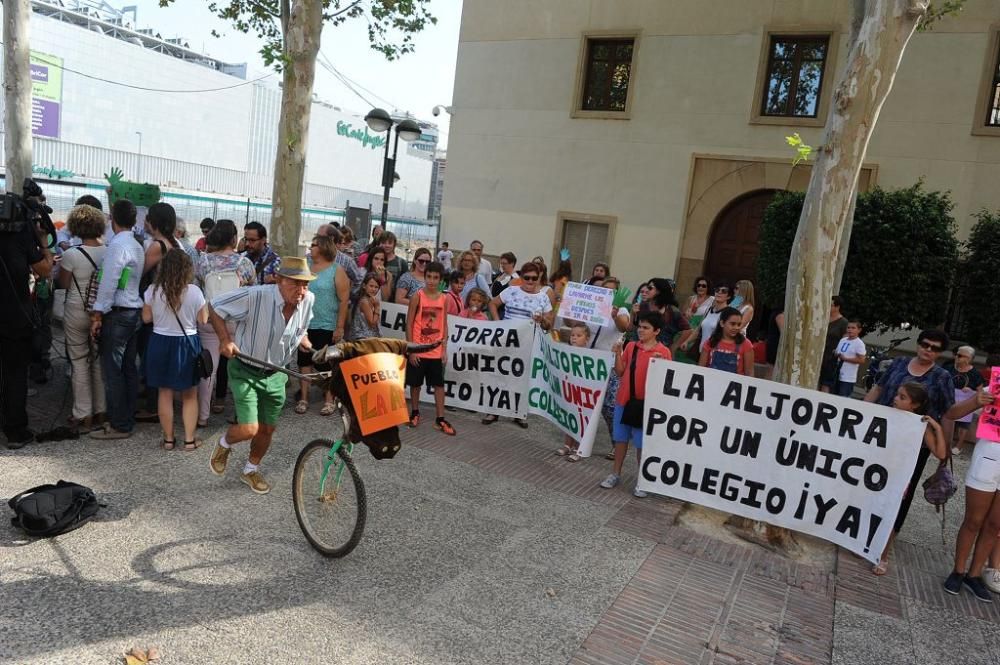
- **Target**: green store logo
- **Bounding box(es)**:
[336,121,386,150]
[32,164,75,179]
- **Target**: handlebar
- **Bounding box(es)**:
[233,339,441,382]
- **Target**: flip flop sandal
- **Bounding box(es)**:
[567,453,581,462]
[184,439,203,451]
[162,439,175,451]
[605,452,616,460]
[294,400,308,414]
[555,445,573,456]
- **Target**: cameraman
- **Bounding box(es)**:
[0,192,54,448]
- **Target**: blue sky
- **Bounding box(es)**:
[130,0,462,146]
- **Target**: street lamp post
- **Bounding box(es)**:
[364,108,421,226]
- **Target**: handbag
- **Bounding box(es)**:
[171,304,213,382]
[922,455,958,544]
[620,342,644,428]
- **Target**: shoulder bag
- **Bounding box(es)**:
[170,295,213,383]
[620,342,645,428]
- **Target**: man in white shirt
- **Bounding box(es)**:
[90,199,146,439]
[207,256,316,495]
[835,320,866,398]
[470,239,492,284]
[437,241,454,272]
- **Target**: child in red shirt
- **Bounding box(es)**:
[405,261,455,435]
[600,311,671,497]
[460,288,490,321]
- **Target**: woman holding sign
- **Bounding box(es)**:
[944,385,1000,601]
[600,311,670,498]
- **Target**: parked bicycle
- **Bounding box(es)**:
[236,338,434,558]
[863,335,910,391]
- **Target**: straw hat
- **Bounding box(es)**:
[276,256,316,282]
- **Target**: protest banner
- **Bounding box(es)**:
[340,353,409,435]
[976,367,1000,443]
[637,360,926,563]
[528,332,612,457]
[378,301,408,340]
[557,282,613,327]
[380,302,533,417]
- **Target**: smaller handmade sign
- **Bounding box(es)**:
[557,282,614,327]
[340,352,409,436]
[975,367,1000,443]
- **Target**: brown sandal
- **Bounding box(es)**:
[162,439,175,451]
[184,439,202,451]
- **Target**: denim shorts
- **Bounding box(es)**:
[612,403,643,448]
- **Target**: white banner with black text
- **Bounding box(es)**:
[636,360,926,564]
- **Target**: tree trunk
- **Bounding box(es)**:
[269,0,323,258]
[733,0,928,554]
[3,0,32,194]
[776,0,926,389]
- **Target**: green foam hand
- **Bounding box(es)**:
[105,166,161,208]
[612,286,632,309]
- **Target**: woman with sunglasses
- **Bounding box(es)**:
[364,247,395,301]
[863,330,957,583]
[296,235,350,416]
[678,284,732,358]
[395,247,433,306]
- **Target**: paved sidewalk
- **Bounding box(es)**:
[3,340,1000,664]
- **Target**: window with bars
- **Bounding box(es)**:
[761,35,830,118]
[987,44,1000,127]
[580,38,635,113]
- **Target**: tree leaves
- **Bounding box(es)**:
[758,183,960,334]
[960,210,1000,351]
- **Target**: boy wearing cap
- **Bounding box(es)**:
[207,256,316,494]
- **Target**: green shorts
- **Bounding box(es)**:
[228,359,289,426]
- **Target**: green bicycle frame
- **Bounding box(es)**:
[319,439,354,491]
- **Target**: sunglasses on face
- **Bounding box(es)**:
[918,341,943,352]
[415,258,429,264]
[715,288,729,294]
[521,275,539,282]
[696,283,708,289]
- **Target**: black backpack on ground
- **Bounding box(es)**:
[8,481,101,537]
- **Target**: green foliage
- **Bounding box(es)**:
[159,0,435,68]
[960,210,1000,351]
[757,183,960,333]
[919,0,966,32]
[785,133,813,166]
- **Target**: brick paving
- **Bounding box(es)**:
[15,332,1000,664]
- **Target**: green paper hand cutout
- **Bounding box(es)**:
[612,286,632,309]
[105,167,161,208]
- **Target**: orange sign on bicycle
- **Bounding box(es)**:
[340,352,409,436]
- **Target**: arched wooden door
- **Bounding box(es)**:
[704,190,777,287]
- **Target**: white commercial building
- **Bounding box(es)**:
[0,0,437,247]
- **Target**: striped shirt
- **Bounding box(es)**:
[210,284,314,368]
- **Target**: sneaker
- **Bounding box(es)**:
[209,438,231,476]
[89,426,132,440]
[434,417,456,436]
[964,575,994,603]
[241,471,271,495]
[985,568,1000,594]
[600,474,620,489]
[633,486,648,498]
[943,571,964,595]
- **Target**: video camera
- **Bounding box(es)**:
[0,178,57,248]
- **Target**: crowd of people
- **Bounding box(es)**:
[2,197,998,604]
